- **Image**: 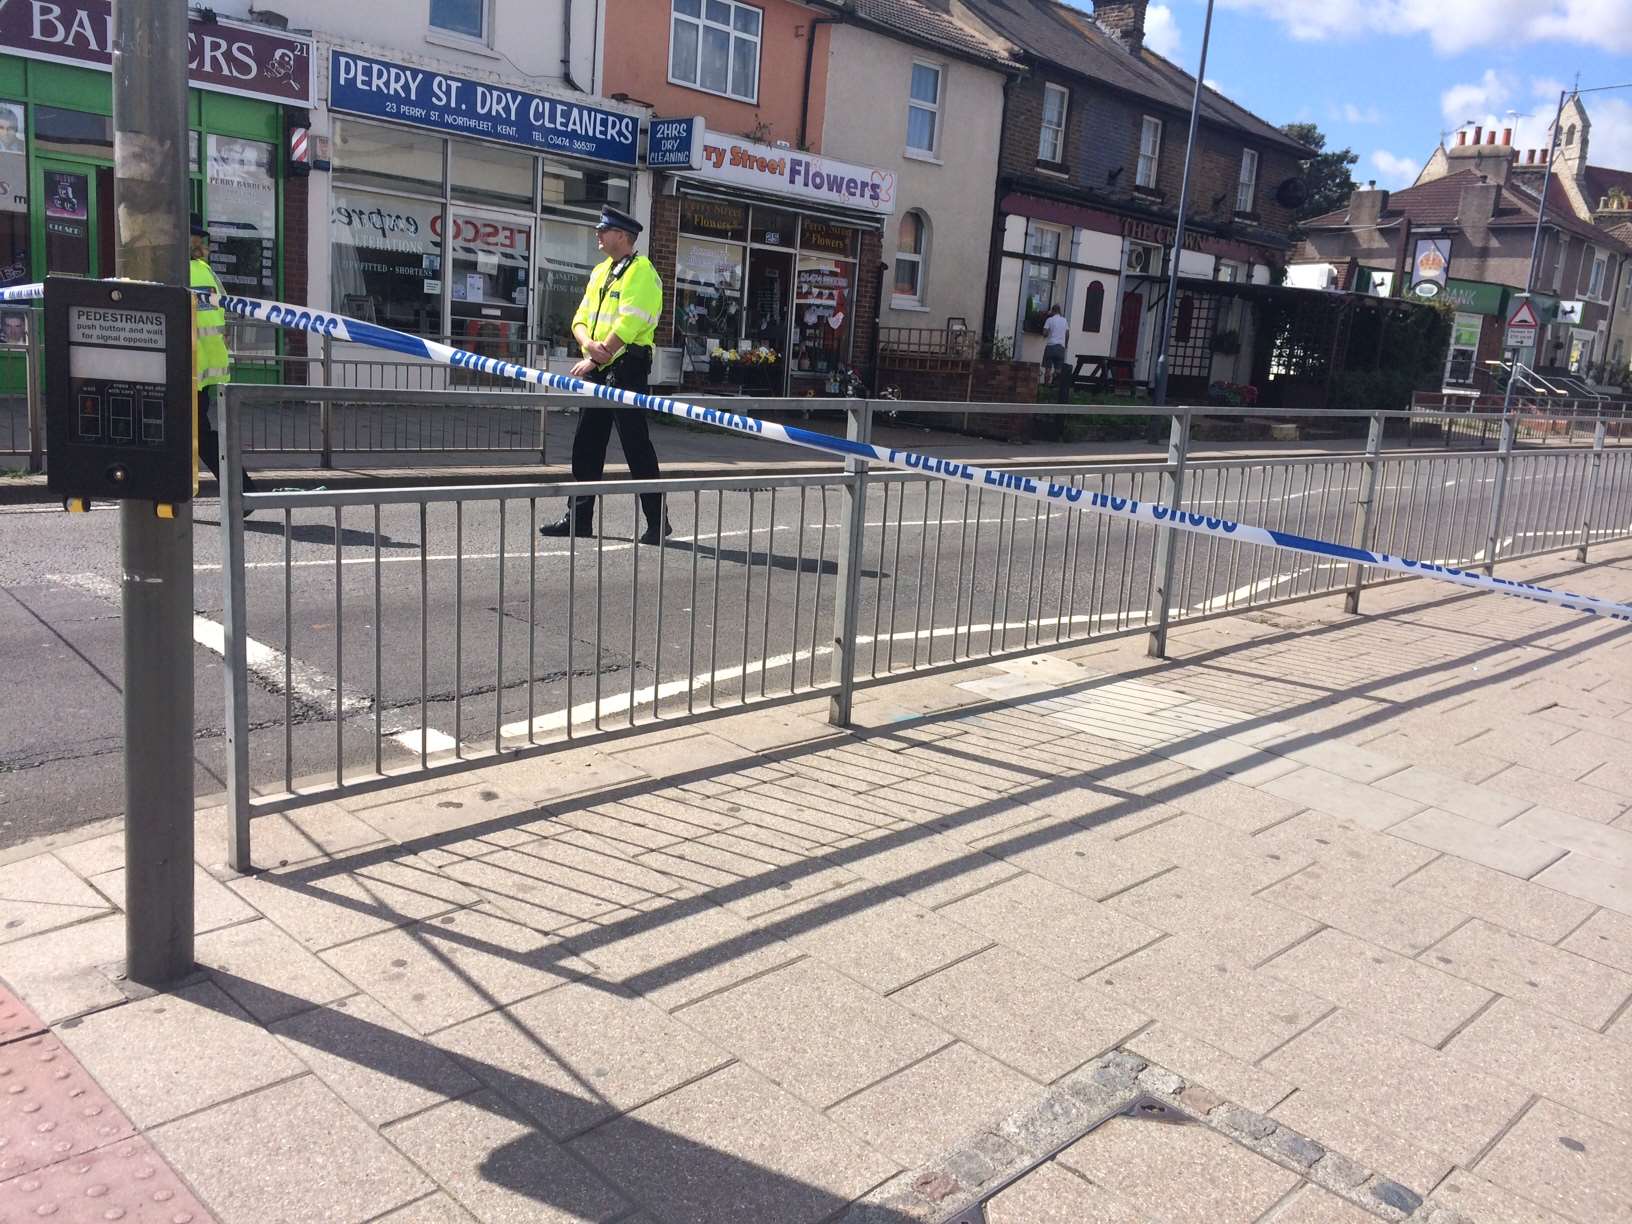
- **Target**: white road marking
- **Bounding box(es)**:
[48,571,371,717]
[391,726,457,755]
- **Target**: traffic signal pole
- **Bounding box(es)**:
[113,0,195,986]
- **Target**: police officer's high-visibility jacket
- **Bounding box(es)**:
[190,258,230,389]
[573,253,661,366]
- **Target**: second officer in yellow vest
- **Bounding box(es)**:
[190,214,256,493]
[540,205,670,543]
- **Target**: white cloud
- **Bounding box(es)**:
[1215,0,1632,55]
[1144,4,1182,56]
[1441,70,1514,125]
[1370,149,1422,188]
[1338,102,1383,124]
[1584,97,1632,168]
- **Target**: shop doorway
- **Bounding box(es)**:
[743,248,792,393]
[38,160,113,277]
[447,208,532,374]
[1115,289,1143,363]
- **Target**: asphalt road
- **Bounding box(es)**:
[0,446,1621,851]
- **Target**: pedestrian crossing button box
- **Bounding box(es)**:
[44,276,195,503]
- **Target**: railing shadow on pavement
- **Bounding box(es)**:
[192,972,913,1224]
[238,558,1629,1032]
[196,514,417,551]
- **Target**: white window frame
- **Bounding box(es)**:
[669,0,763,105]
[893,209,930,307]
[1038,83,1069,165]
[1137,115,1162,189]
[1587,251,1607,300]
[428,0,491,45]
[1621,264,1632,312]
[906,61,942,157]
[1235,149,1258,214]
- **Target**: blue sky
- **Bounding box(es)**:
[1127,0,1632,188]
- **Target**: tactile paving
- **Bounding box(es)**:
[0,986,44,1047]
[0,1033,134,1182]
[0,1133,212,1222]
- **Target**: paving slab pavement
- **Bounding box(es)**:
[3,539,1632,1222]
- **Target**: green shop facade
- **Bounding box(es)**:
[0,5,313,390]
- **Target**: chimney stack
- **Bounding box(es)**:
[1457,177,1501,223]
[1502,128,1512,145]
[1456,131,1467,146]
[1473,125,1482,144]
[1540,148,1549,164]
[1092,0,1148,51]
[1346,183,1390,227]
[1486,130,1496,145]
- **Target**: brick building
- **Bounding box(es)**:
[952,0,1312,398]
[1293,125,1630,392]
[606,0,1008,396]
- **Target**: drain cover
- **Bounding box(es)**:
[936,1096,1200,1224]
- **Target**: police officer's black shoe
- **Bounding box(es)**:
[639,518,673,545]
[540,516,594,538]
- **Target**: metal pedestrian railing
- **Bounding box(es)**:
[213,388,1632,870]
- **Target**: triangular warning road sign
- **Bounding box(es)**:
[1508,298,1540,328]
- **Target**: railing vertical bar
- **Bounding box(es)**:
[333,505,344,790]
[284,508,294,792]
[710,489,723,708]
[884,480,906,673]
[1024,493,1043,648]
[870,482,889,676]
[928,480,946,665]
[454,502,464,755]
[792,486,807,687]
[809,486,827,690]
[373,503,382,776]
[630,494,640,728]
[594,514,604,729]
[527,498,537,745]
[761,487,776,696]
[566,518,577,740]
[742,490,755,701]
[689,490,700,712]
[419,502,428,769]
[655,492,667,712]
[495,499,507,752]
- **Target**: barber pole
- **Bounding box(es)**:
[289,126,309,164]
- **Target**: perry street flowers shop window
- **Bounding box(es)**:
[674,194,862,393]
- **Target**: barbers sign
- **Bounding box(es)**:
[0,1,312,106]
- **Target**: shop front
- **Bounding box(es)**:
[0,3,312,390]
[1440,278,1510,389]
[655,129,892,396]
[320,49,643,379]
[993,191,1284,391]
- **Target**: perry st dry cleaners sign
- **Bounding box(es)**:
[329,50,638,167]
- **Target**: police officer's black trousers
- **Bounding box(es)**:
[568,346,664,529]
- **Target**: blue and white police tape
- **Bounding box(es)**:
[20,276,1632,624]
[0,282,42,303]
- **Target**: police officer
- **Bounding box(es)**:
[190,214,255,493]
[541,205,670,543]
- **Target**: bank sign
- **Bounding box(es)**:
[0,2,312,106]
[330,51,637,167]
[690,130,896,215]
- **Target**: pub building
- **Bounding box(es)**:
[0,3,313,391]
[309,43,648,380]
[647,127,893,396]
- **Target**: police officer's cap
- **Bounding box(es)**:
[595,206,643,236]
[189,212,209,237]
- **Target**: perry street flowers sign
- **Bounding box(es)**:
[685,130,896,216]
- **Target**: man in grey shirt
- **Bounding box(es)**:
[1041,304,1069,386]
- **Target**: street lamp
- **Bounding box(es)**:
[1151,0,1215,407]
[1505,79,1632,408]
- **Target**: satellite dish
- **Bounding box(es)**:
[1276,177,1309,208]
